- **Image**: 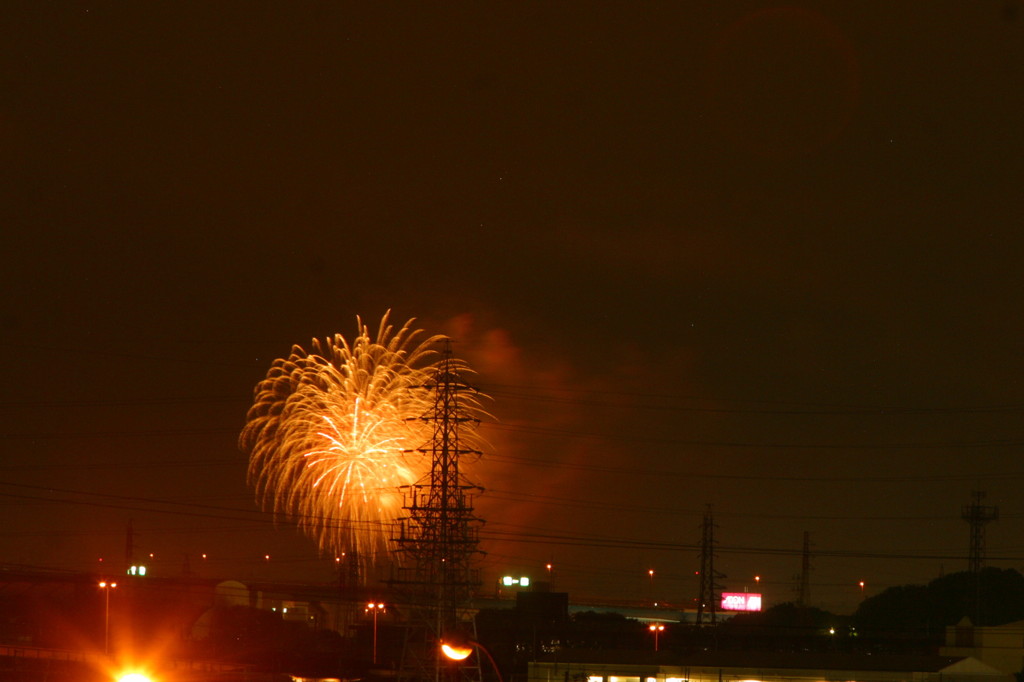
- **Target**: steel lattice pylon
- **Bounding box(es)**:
[962,491,998,624]
[696,504,724,625]
[391,342,484,682]
[962,490,998,574]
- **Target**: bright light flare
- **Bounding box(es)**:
[117,673,153,682]
[441,642,473,661]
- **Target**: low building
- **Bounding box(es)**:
[940,617,1024,676]
[529,649,1012,682]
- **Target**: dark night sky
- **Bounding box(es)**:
[1,2,1022,614]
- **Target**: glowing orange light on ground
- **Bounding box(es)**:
[441,642,473,661]
[117,673,154,682]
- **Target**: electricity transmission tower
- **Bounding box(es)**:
[962,491,998,574]
[696,504,724,624]
[392,343,484,682]
[962,491,998,624]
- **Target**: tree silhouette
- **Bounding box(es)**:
[855,568,1024,637]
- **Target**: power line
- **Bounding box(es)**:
[0,396,246,409]
[484,451,1024,482]
[483,487,965,521]
[2,482,1007,564]
[482,421,1024,450]
[479,382,1024,416]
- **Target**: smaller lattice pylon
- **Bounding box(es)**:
[696,504,725,625]
[962,491,998,574]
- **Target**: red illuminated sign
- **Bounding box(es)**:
[721,592,762,612]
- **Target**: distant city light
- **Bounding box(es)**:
[501,575,530,587]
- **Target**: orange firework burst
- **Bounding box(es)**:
[241,313,444,566]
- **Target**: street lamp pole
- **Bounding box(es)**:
[648,623,665,652]
[366,602,385,665]
[99,580,117,655]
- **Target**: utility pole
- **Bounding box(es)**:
[392,342,485,682]
[796,531,811,608]
[125,520,134,574]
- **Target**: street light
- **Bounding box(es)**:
[441,636,504,682]
[98,580,117,655]
[365,602,385,665]
[648,623,665,652]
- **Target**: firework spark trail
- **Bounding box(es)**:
[241,313,449,566]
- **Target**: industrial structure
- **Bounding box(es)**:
[963,491,998,574]
[962,491,999,624]
[391,343,485,682]
[695,504,723,625]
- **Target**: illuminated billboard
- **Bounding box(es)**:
[721,592,762,612]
